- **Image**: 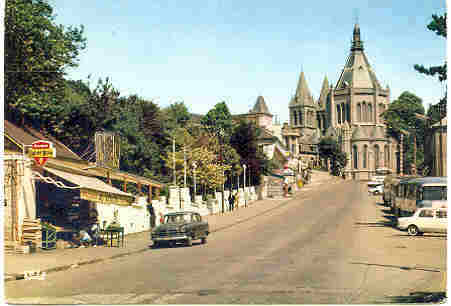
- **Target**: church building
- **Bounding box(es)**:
[238,23,402,180]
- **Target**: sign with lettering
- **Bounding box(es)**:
[95,132,120,169]
[29,141,56,166]
[80,189,133,206]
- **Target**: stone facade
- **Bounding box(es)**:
[282,23,400,179]
[234,24,401,180]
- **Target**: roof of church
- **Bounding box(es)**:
[317,76,329,109]
[335,23,382,90]
[251,96,271,114]
[290,71,316,106]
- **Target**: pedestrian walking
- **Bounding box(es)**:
[228,192,235,211]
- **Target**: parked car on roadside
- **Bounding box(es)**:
[397,207,447,236]
[151,211,209,248]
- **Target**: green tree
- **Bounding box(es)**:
[381,91,425,171]
[5,0,86,126]
[414,13,447,82]
[230,120,272,185]
[414,13,447,119]
[201,101,233,138]
[318,137,347,176]
[162,101,191,131]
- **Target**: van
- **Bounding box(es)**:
[394,177,447,217]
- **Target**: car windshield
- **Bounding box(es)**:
[164,214,191,223]
[422,186,447,201]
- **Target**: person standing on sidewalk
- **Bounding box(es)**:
[228,192,235,211]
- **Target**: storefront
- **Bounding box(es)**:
[35,167,135,233]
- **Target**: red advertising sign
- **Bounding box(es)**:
[30,140,56,166]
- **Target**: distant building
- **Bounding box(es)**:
[427,117,447,176]
[236,23,402,179]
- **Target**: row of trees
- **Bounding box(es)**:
[5,0,273,196]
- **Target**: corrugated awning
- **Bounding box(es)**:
[43,167,135,205]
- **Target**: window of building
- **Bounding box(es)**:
[362,102,367,122]
[341,104,346,123]
[337,105,341,124]
[385,145,390,168]
[353,145,358,169]
[357,103,361,122]
[374,144,380,169]
[363,145,368,168]
[368,104,373,122]
[293,111,298,126]
[299,111,303,125]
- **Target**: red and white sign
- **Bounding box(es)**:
[29,140,56,166]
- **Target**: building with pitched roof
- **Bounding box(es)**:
[237,23,401,179]
[282,23,400,179]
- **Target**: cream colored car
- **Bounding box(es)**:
[397,208,447,236]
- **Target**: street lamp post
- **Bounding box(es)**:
[243,164,247,207]
[172,136,176,186]
[183,145,187,188]
[217,129,225,214]
[193,162,197,200]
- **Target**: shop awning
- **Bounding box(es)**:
[43,167,135,206]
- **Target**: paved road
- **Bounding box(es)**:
[5,180,446,304]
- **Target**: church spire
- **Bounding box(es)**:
[351,23,363,51]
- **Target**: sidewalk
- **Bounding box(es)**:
[4,173,338,282]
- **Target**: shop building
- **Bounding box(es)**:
[4,120,163,252]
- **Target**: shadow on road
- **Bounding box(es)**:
[380,291,446,304]
[390,234,447,240]
[354,221,395,228]
[349,262,442,273]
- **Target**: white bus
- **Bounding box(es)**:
[393,177,447,218]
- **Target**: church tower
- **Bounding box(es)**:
[289,71,317,134]
[329,23,396,179]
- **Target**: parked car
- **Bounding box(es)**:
[397,207,447,236]
[151,211,209,247]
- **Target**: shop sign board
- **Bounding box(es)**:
[29,140,56,166]
[95,132,120,169]
[80,189,134,206]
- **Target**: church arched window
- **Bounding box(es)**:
[357,103,362,122]
[374,144,380,169]
[353,145,359,169]
[346,103,351,122]
[368,104,373,122]
[299,110,303,125]
[363,145,368,168]
[341,104,346,123]
[385,144,390,168]
[293,110,298,126]
[337,104,341,124]
[362,102,367,121]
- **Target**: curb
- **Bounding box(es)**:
[4,246,152,282]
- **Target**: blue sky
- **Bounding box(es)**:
[51,0,447,122]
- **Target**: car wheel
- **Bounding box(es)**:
[201,237,207,244]
[407,225,420,236]
[185,237,192,247]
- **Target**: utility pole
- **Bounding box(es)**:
[173,136,176,186]
[183,145,187,187]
